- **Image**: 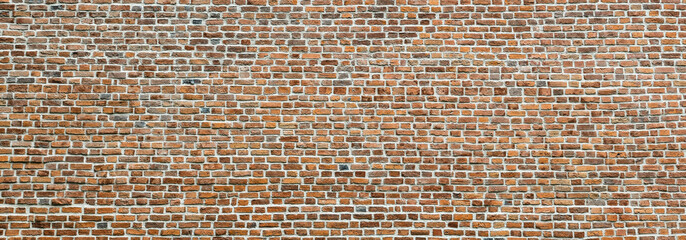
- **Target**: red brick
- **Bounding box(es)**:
[0,2,683,239]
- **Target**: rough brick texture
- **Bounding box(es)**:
[2,0,686,239]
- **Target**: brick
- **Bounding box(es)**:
[0,2,684,240]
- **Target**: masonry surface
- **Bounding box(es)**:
[1,0,686,239]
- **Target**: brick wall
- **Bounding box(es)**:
[2,0,686,239]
